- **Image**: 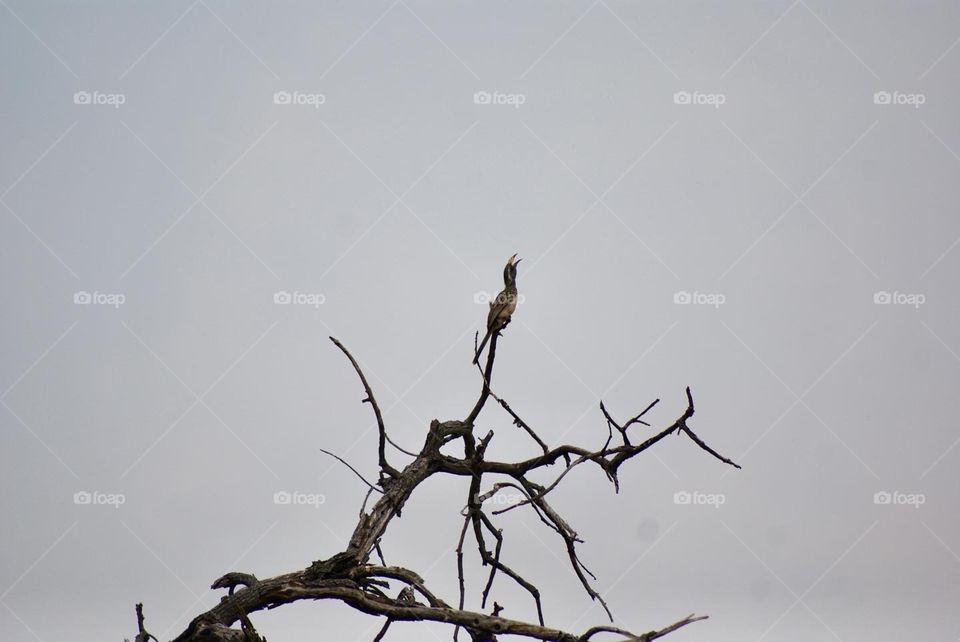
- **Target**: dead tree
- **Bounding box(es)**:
[133,299,741,642]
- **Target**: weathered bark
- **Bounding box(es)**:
[137,318,739,642]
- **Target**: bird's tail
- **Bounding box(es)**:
[473,329,492,364]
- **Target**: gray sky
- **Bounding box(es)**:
[2,2,959,641]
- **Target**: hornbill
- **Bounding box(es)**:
[473,253,521,364]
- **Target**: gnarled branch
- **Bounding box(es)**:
[146,303,739,642]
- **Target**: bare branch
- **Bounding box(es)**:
[319,447,383,493]
[385,433,418,457]
[466,331,500,424]
[330,337,399,479]
[132,603,158,642]
[600,398,659,448]
[580,613,707,640]
[176,571,708,642]
[489,390,550,455]
[677,389,741,468]
[371,618,391,642]
[158,275,739,642]
[454,513,471,642]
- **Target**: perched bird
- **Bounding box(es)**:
[473,254,521,364]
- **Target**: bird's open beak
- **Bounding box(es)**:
[509,253,521,265]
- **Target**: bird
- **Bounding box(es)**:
[473,254,521,364]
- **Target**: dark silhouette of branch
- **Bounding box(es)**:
[141,276,741,642]
[601,398,658,448]
[319,447,383,494]
[385,433,417,457]
[330,336,399,480]
[484,385,550,455]
[467,329,500,424]
[580,614,708,641]
[371,618,391,641]
[128,603,158,642]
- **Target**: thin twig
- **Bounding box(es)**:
[320,448,383,493]
[372,618,391,642]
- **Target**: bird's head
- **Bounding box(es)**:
[503,253,521,286]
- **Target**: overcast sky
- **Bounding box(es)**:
[2,2,959,641]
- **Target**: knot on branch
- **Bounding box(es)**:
[211,573,259,596]
[306,552,359,580]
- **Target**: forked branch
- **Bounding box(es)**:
[143,318,739,642]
